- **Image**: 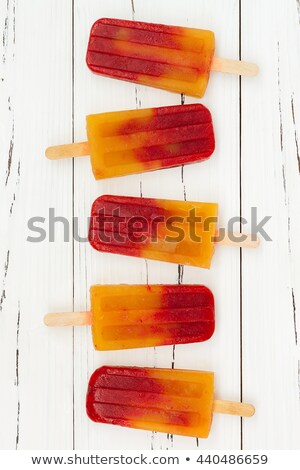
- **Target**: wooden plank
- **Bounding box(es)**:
[73,0,153,450]
[241,0,300,449]
[73,0,241,449]
[0,0,73,449]
[133,0,241,451]
[0,0,19,448]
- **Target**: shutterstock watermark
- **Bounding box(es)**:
[26,207,272,244]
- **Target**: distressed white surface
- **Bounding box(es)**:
[0,0,299,450]
[242,0,300,449]
[0,0,73,449]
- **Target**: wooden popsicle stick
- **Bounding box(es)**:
[213,400,255,417]
[211,57,259,76]
[45,142,90,160]
[44,312,92,327]
[214,232,260,248]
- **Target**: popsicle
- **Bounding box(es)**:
[89,195,259,269]
[86,18,258,98]
[44,284,215,350]
[45,103,215,179]
[87,366,255,438]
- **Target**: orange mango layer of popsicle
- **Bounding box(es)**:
[87,366,255,438]
[44,284,215,351]
[46,104,215,179]
[86,18,258,98]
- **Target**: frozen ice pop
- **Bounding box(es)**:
[45,103,215,179]
[86,18,258,98]
[89,195,259,269]
[44,284,215,350]
[86,366,255,438]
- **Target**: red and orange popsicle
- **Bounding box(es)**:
[44,284,215,350]
[87,366,255,438]
[89,195,259,269]
[86,18,258,98]
[45,104,215,179]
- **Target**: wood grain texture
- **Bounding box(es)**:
[0,0,299,451]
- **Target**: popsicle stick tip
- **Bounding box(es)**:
[45,142,90,160]
[215,232,260,248]
[246,404,255,417]
[251,237,260,248]
[44,314,52,326]
[45,147,55,159]
[212,57,259,77]
[44,312,92,327]
[236,62,259,77]
[213,400,255,417]
[250,63,259,76]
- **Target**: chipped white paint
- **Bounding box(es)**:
[242,0,300,449]
[0,0,299,450]
[0,0,73,450]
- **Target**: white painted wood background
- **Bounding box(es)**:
[0,0,299,450]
